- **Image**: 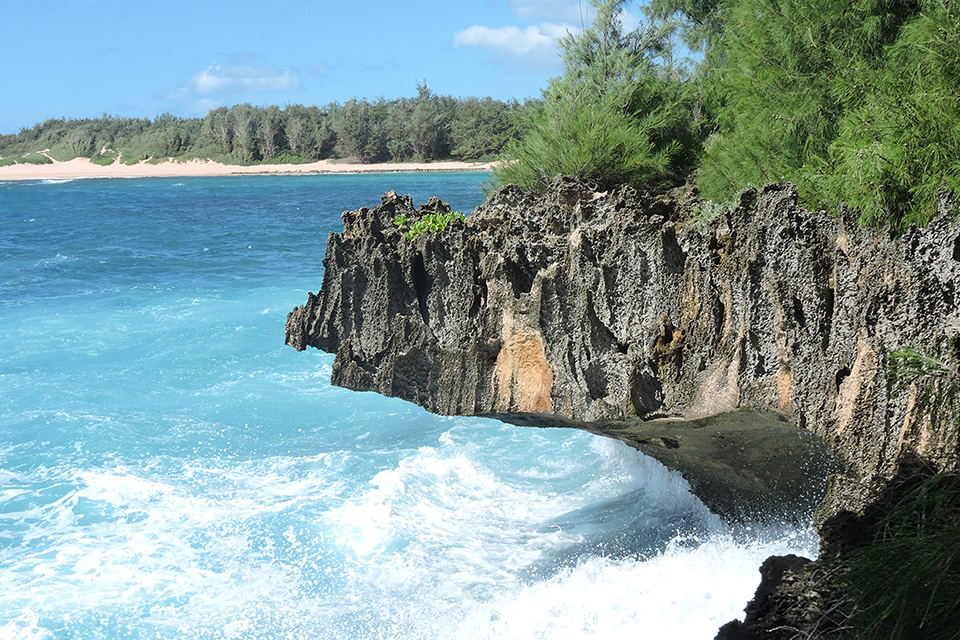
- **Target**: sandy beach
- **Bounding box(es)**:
[0,157,494,181]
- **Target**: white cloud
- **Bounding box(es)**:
[305,64,330,77]
[454,23,570,70]
[161,62,302,114]
[455,24,549,57]
[190,64,301,96]
[619,10,644,32]
[453,1,591,72]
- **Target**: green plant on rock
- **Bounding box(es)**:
[393,211,465,241]
[836,472,960,640]
[889,345,960,429]
[690,197,735,229]
[820,344,960,638]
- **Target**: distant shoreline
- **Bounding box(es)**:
[0,157,494,181]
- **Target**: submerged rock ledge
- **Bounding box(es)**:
[504,409,843,523]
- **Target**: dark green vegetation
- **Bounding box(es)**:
[494,1,702,192]
[0,83,533,167]
[495,0,960,231]
[828,347,960,639]
[811,347,960,639]
[890,344,960,429]
[827,470,960,639]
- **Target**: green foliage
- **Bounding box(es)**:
[120,151,148,165]
[449,97,530,161]
[5,0,953,233]
[329,98,379,163]
[646,0,724,51]
[18,153,53,165]
[258,152,315,166]
[229,104,258,163]
[690,197,732,228]
[837,473,960,639]
[0,88,532,167]
[257,105,282,160]
[90,151,118,166]
[823,0,960,229]
[407,81,448,161]
[836,346,960,637]
[493,0,704,193]
[393,211,465,240]
[696,0,960,230]
[889,345,960,428]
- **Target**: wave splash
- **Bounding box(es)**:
[2,428,814,640]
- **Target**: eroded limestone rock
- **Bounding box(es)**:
[287,177,960,521]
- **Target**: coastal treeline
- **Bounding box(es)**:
[0,83,533,167]
[497,0,960,231]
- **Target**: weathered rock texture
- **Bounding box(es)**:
[287,177,960,521]
[715,554,838,640]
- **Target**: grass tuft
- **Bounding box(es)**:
[19,153,53,165]
[836,473,960,639]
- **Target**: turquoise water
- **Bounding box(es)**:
[0,174,816,640]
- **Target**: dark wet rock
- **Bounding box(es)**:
[715,554,832,640]
[498,408,844,523]
[716,454,954,639]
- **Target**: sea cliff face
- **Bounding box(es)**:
[287,177,959,517]
[286,177,960,636]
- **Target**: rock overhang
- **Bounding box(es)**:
[287,176,960,523]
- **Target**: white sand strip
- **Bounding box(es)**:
[0,157,493,181]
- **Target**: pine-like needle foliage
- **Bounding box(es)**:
[825,0,960,228]
[697,0,960,230]
[493,0,703,192]
[889,346,960,435]
[838,473,960,639]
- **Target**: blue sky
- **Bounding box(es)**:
[0,0,609,135]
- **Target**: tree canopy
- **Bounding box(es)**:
[494,0,703,192]
[0,86,536,168]
[496,0,960,230]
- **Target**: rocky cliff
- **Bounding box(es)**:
[286,176,960,636]
[287,177,959,517]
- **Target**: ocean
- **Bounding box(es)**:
[0,173,816,640]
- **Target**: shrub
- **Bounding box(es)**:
[836,472,960,639]
[492,0,703,193]
[90,151,118,166]
[19,153,53,165]
[697,0,960,230]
